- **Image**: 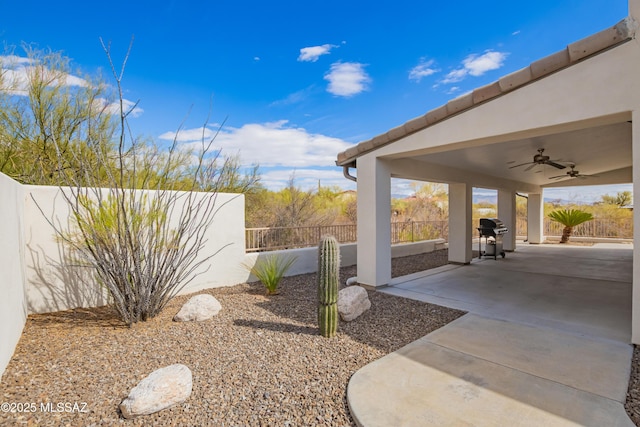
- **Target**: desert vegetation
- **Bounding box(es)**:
[0,44,262,325]
[548,209,595,243]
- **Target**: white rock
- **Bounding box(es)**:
[338,286,371,322]
[346,277,358,286]
[173,294,221,321]
[120,364,192,419]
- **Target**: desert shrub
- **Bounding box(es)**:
[243,254,297,295]
[38,40,228,325]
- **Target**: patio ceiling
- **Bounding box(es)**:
[336,18,637,192]
[386,119,632,189]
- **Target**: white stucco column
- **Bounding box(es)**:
[632,110,640,344]
[448,183,473,264]
[356,156,391,288]
[497,189,516,251]
[527,193,544,244]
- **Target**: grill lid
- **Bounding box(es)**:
[478,218,508,236]
[479,218,504,229]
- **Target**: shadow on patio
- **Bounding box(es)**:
[348,243,635,426]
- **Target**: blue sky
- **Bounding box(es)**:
[0,0,631,202]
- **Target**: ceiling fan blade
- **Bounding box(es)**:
[545,161,566,169]
[524,163,537,172]
[548,175,564,179]
[508,162,533,169]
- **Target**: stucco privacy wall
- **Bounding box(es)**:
[3,175,446,378]
[23,185,249,313]
[23,189,447,307]
[0,173,27,379]
[242,239,446,280]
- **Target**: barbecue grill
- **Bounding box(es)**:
[477,218,508,259]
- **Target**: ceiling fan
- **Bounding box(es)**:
[509,148,566,171]
[549,164,598,180]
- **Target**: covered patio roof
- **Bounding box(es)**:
[336,0,640,344]
[336,18,636,191]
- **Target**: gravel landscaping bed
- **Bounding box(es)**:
[0,250,464,426]
[4,248,639,426]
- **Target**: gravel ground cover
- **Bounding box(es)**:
[0,250,463,426]
[3,247,639,426]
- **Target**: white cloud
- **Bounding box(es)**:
[0,57,90,92]
[0,55,145,120]
[512,30,521,36]
[298,44,337,62]
[390,179,415,197]
[269,86,314,107]
[0,56,35,95]
[64,74,89,87]
[0,68,30,95]
[1,55,33,66]
[543,184,633,204]
[324,62,371,97]
[463,50,508,76]
[95,98,144,118]
[260,168,354,191]
[441,68,468,84]
[0,55,96,98]
[159,120,353,168]
[409,58,439,82]
[440,50,508,85]
[159,126,220,142]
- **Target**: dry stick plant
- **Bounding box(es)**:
[37,39,233,325]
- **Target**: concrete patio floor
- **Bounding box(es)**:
[347,243,635,426]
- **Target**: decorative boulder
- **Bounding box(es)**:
[173,294,221,322]
[120,364,192,419]
[345,277,358,287]
[338,286,371,322]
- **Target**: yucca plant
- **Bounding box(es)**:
[243,254,297,295]
[548,209,594,243]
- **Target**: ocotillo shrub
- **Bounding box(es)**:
[317,235,340,337]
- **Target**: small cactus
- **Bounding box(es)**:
[318,235,340,337]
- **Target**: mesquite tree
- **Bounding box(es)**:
[0,46,116,186]
[38,39,232,325]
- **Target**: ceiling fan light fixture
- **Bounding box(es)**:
[509,148,567,170]
[548,164,598,180]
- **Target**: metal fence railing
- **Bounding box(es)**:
[246,224,356,252]
[246,217,632,252]
[390,221,448,245]
[516,217,633,239]
[246,221,449,252]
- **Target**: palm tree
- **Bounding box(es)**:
[547,209,594,243]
